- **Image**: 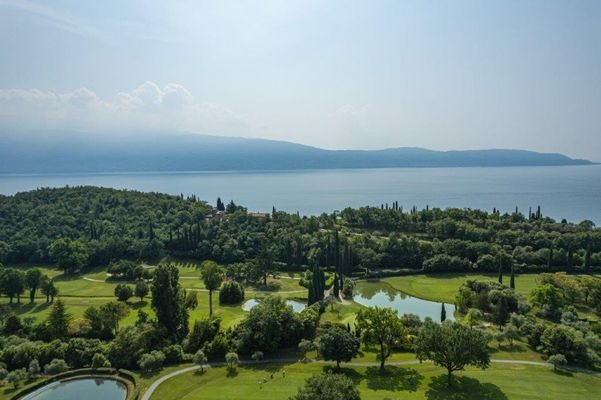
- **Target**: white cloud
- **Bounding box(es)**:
[0,82,246,135]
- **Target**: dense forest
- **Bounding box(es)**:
[0,187,600,276]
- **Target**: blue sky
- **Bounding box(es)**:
[0,0,599,159]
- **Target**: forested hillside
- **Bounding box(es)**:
[0,186,600,275]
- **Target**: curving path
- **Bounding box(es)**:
[140,357,601,400]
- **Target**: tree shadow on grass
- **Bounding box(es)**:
[364,366,424,392]
[426,375,508,400]
[321,366,364,386]
[552,368,573,377]
[130,300,148,310]
[226,368,239,378]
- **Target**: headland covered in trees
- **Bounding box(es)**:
[0,186,601,399]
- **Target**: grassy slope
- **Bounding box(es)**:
[149,362,601,400]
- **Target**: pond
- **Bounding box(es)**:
[354,281,455,322]
[21,378,127,400]
[242,298,306,313]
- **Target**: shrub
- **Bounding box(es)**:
[163,344,186,364]
[290,373,360,400]
[28,359,41,379]
[184,291,198,309]
[225,352,239,369]
[203,333,230,360]
[192,350,208,371]
[251,351,264,361]
[138,350,166,372]
[91,353,111,369]
[342,279,355,299]
[548,354,568,371]
[183,317,221,353]
[7,369,27,388]
[114,284,133,302]
[219,281,245,304]
[44,358,69,375]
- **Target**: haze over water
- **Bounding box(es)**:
[1,165,599,224]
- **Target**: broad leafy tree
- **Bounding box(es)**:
[25,269,42,303]
[290,373,361,400]
[317,324,360,369]
[415,321,490,387]
[355,307,405,370]
[48,238,88,274]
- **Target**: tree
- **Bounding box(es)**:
[308,264,325,305]
[138,351,165,372]
[151,264,189,341]
[216,197,225,211]
[219,281,245,304]
[28,359,41,379]
[463,308,481,328]
[114,283,133,302]
[193,350,208,372]
[44,359,69,375]
[289,373,361,400]
[236,296,302,354]
[25,269,42,303]
[99,301,130,336]
[415,321,490,387]
[46,299,71,339]
[530,284,564,318]
[135,280,149,302]
[40,276,58,303]
[548,354,567,371]
[441,303,447,322]
[355,307,405,370]
[49,238,88,274]
[200,261,224,317]
[503,324,520,347]
[7,369,27,388]
[298,339,315,361]
[317,325,360,369]
[0,268,25,304]
[256,241,276,286]
[510,264,515,290]
[225,352,239,370]
[91,353,111,369]
[184,291,198,309]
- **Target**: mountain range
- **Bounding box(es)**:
[0,132,593,173]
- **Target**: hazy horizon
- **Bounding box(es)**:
[1,1,600,159]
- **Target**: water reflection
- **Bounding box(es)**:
[242,298,306,313]
[354,281,454,322]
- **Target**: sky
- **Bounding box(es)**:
[0,0,600,160]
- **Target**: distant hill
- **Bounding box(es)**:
[0,132,593,173]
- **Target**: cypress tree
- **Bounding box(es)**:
[497,254,503,284]
[441,303,447,322]
[584,240,591,273]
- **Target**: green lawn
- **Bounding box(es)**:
[148,361,601,400]
[380,273,541,303]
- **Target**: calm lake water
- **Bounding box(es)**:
[354,281,455,322]
[22,378,127,400]
[1,165,600,223]
[242,298,306,313]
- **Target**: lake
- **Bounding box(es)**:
[242,298,306,313]
[354,281,455,322]
[1,165,599,223]
[21,378,127,400]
